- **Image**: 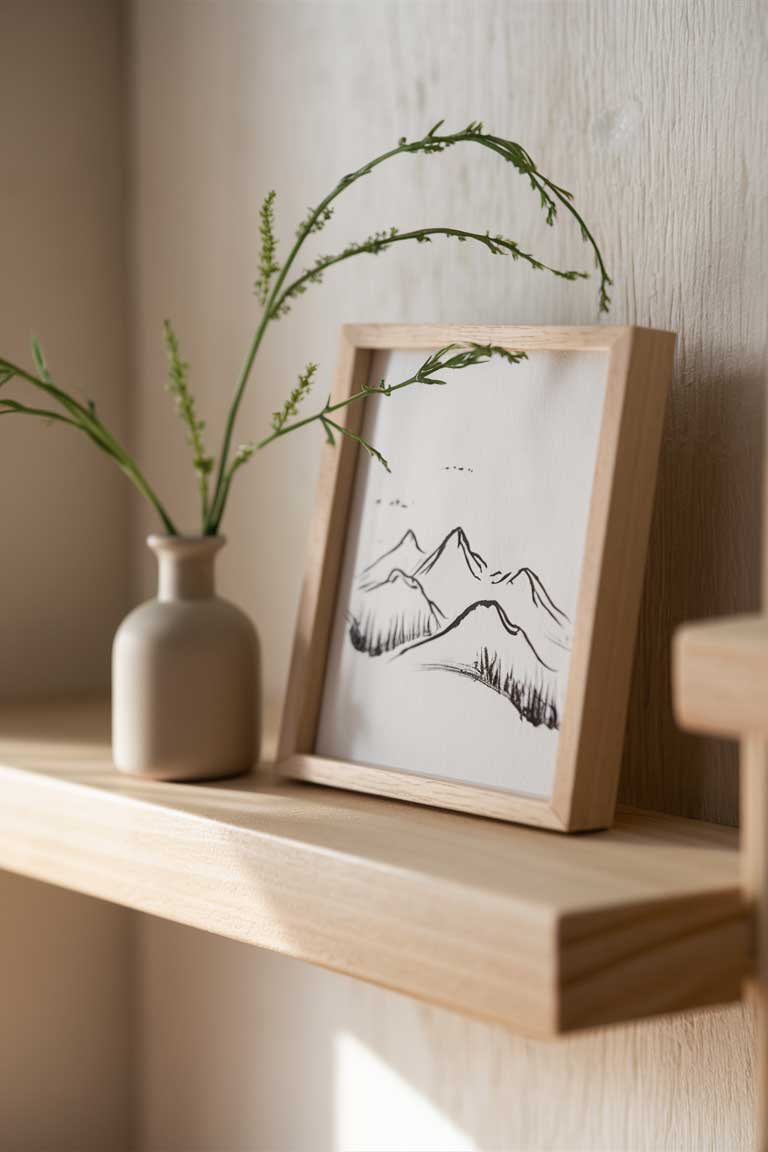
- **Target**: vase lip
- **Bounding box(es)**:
[147,533,226,558]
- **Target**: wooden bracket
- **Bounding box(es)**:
[675,615,768,1152]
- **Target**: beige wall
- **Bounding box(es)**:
[127,1,766,1150]
[0,872,133,1152]
[0,0,131,695]
[0,4,133,1150]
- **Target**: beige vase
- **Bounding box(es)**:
[112,535,260,780]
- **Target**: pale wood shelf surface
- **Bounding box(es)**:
[0,699,752,1037]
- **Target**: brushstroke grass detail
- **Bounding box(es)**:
[448,646,559,729]
[348,608,442,658]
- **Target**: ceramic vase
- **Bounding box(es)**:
[112,535,260,780]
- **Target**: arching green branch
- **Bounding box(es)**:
[272,227,588,318]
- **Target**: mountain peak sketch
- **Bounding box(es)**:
[491,567,570,629]
[401,599,551,668]
[349,567,444,657]
[400,600,559,729]
[359,529,425,590]
[348,527,570,729]
[415,526,486,580]
[411,526,487,622]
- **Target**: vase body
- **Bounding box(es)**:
[112,535,260,781]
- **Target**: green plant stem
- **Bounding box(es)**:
[163,319,212,531]
[465,133,612,310]
[0,400,75,424]
[205,307,271,532]
[208,138,445,527]
[255,373,421,451]
[255,343,526,457]
[273,227,586,316]
[0,360,178,534]
[536,174,612,312]
[210,372,419,519]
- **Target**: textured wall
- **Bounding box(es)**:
[0,6,133,1149]
[0,872,133,1152]
[0,0,131,694]
[124,0,767,1149]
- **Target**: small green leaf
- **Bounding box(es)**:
[31,336,50,381]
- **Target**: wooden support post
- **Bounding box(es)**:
[674,614,768,1152]
[743,736,768,1152]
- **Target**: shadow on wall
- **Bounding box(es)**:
[134,914,754,1152]
[619,359,765,826]
[0,872,132,1152]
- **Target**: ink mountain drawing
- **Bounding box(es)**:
[348,528,571,730]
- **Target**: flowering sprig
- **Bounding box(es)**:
[273,226,588,319]
[163,320,214,521]
[271,362,317,433]
[254,191,280,306]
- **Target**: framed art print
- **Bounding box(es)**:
[277,325,674,831]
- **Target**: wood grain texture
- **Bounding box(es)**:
[554,326,674,827]
[348,323,630,351]
[675,616,768,737]
[675,623,768,1150]
[279,325,673,830]
[0,699,752,1038]
[284,751,558,830]
[277,332,371,760]
[742,738,768,1152]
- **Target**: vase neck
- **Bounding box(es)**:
[147,535,225,602]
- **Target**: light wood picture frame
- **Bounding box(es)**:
[277,325,674,831]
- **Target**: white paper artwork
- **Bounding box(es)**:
[316,348,607,798]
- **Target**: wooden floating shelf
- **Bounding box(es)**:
[0,699,752,1038]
